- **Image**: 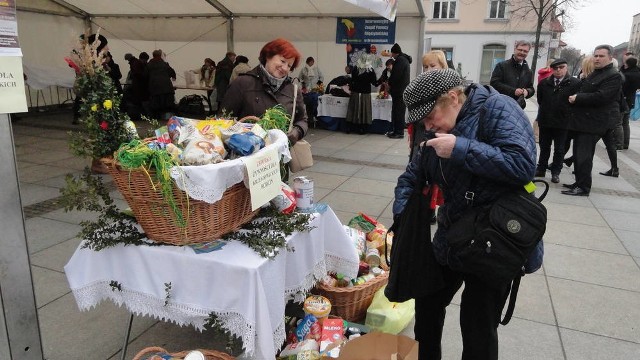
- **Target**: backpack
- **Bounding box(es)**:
[176,94,208,119]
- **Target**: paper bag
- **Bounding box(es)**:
[289,140,313,173]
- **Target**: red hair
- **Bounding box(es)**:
[259,38,301,70]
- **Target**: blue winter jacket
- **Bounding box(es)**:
[393,84,536,264]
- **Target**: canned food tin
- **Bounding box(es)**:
[293,176,314,210]
[365,248,381,268]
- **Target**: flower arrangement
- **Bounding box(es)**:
[66,30,134,160]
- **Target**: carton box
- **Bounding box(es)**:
[337,332,418,360]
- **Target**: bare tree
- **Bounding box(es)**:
[507,0,586,81]
[560,46,583,76]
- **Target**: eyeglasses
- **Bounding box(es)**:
[625,52,634,56]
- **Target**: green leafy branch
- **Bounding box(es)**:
[59,168,148,251]
[223,206,314,259]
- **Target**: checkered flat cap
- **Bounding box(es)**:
[403,68,463,124]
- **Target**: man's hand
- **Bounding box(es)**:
[568,94,576,104]
[515,88,525,97]
[425,133,456,158]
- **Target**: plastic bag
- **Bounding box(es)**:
[365,285,415,335]
[631,91,640,121]
[347,213,377,233]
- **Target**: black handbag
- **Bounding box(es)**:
[447,185,548,286]
[384,184,444,303]
[446,180,549,324]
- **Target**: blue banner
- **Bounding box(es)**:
[336,17,396,44]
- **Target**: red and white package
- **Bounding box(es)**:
[271,182,297,214]
[320,318,344,358]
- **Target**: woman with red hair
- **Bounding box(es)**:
[222,38,308,147]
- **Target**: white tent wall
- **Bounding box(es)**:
[16,0,423,109]
[18,10,85,109]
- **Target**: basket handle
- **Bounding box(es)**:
[238,115,261,123]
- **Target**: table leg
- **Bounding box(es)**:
[119,313,134,360]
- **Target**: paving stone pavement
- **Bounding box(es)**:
[8,99,640,359]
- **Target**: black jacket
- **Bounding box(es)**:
[621,66,640,108]
[349,67,377,94]
[536,76,581,129]
[388,53,412,96]
[568,63,622,134]
[490,56,535,105]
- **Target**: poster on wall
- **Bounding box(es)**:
[0,0,21,56]
[342,0,398,21]
[336,17,396,44]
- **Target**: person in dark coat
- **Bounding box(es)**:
[345,57,378,134]
[620,56,640,149]
[563,45,622,195]
[535,58,581,183]
[490,40,535,109]
[215,51,236,113]
[103,52,123,94]
[387,43,412,139]
[393,69,536,360]
[144,49,177,120]
[221,38,308,146]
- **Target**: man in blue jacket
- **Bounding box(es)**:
[393,69,536,360]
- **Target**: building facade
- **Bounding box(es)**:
[629,12,640,54]
[423,0,560,84]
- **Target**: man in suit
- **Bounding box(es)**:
[490,40,535,109]
[535,58,581,183]
[562,45,622,196]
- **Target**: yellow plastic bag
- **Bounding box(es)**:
[365,285,415,335]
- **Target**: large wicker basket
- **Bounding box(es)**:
[104,158,258,245]
[132,346,234,360]
[312,271,389,322]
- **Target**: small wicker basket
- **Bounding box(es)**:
[312,271,389,323]
[104,158,258,245]
[132,347,234,360]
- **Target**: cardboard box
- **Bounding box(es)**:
[337,332,418,360]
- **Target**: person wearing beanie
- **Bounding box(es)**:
[393,68,536,360]
[386,43,412,138]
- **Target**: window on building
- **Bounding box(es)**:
[433,47,454,63]
[480,44,506,84]
[489,0,507,19]
[433,1,457,19]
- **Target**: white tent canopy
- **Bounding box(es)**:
[18,0,425,102]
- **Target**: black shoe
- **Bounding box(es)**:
[563,158,573,167]
[562,183,577,189]
[387,133,404,139]
[385,131,395,137]
[551,174,560,183]
[599,168,619,177]
[561,187,589,196]
[535,169,546,177]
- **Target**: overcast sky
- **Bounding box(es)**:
[561,0,639,54]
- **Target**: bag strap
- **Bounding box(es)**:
[500,275,521,325]
[289,79,298,133]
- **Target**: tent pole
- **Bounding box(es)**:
[227,16,234,53]
[415,0,426,77]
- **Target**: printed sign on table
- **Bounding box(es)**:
[0,56,27,113]
[242,147,281,211]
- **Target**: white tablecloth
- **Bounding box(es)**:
[64,207,359,359]
[318,94,392,122]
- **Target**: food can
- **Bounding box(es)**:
[365,247,381,268]
[293,176,314,210]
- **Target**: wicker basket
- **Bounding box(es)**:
[104,158,258,245]
[312,272,389,323]
[132,346,234,360]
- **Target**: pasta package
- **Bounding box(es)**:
[195,119,235,140]
[181,135,225,165]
